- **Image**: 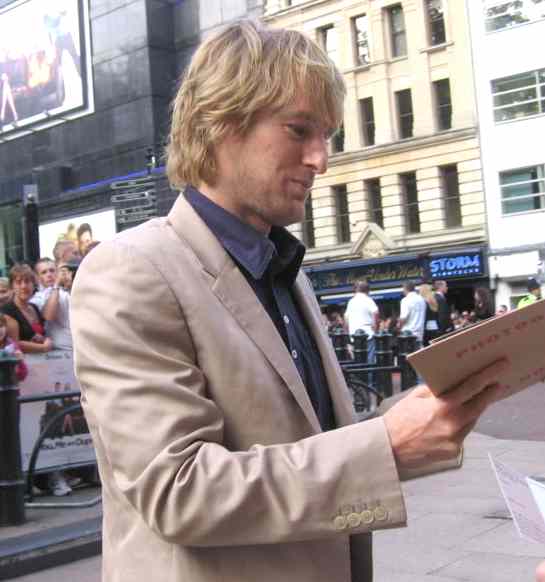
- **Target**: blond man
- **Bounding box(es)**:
[71,21,508,582]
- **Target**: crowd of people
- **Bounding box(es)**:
[324,276,543,360]
[0,232,101,497]
[0,257,77,496]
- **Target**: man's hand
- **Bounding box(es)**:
[383,360,509,471]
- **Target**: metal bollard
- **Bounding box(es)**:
[330,330,351,362]
[0,357,25,526]
[398,333,418,391]
[375,333,394,397]
[352,330,368,364]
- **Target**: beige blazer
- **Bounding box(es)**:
[71,195,408,582]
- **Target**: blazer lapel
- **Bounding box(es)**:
[294,274,356,428]
[167,194,321,434]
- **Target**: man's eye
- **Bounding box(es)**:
[287,124,309,139]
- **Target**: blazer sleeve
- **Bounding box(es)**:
[71,239,407,547]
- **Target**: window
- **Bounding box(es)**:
[401,172,420,233]
[387,4,407,57]
[334,185,351,243]
[492,69,545,122]
[484,0,545,32]
[319,25,339,64]
[441,165,462,227]
[360,98,376,146]
[302,195,315,248]
[331,123,345,153]
[433,79,452,130]
[365,178,383,228]
[396,89,414,138]
[352,14,370,66]
[425,0,446,45]
[500,165,545,214]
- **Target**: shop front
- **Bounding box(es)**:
[488,247,545,310]
[304,247,489,318]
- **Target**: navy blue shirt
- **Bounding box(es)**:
[185,186,336,432]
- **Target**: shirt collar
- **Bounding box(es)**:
[184,186,305,285]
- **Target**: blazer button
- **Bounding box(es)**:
[374,506,388,521]
[347,512,362,528]
[360,509,374,525]
[334,515,348,531]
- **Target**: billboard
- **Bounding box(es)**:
[39,208,117,262]
[0,0,90,135]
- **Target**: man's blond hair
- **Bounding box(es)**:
[166,20,346,189]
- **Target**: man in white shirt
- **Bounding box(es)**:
[32,258,74,351]
[345,280,379,339]
[399,281,426,344]
[31,258,75,497]
[344,280,379,384]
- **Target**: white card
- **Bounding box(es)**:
[489,454,545,545]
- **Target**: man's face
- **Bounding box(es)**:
[440,282,448,294]
[36,261,56,288]
[206,94,332,233]
[531,287,541,298]
[58,265,74,290]
[78,231,92,255]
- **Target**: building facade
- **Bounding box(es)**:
[0,0,262,274]
[467,0,545,309]
[265,0,488,310]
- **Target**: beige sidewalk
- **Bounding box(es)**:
[374,432,545,582]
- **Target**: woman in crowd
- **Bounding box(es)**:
[472,287,494,322]
[420,283,440,346]
[2,264,72,496]
[2,264,53,353]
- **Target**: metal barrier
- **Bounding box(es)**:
[343,370,383,414]
[352,330,368,364]
[0,386,101,524]
[397,334,419,391]
[331,331,420,405]
[331,330,351,362]
[375,333,394,398]
[17,391,100,508]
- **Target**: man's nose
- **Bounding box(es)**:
[303,137,328,175]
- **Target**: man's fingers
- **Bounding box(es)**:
[443,359,510,406]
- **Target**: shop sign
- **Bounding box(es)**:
[307,249,485,293]
[429,252,484,279]
[307,260,424,293]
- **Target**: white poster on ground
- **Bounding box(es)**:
[490,454,545,545]
[18,350,95,472]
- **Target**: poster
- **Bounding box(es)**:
[39,208,117,262]
[0,0,88,133]
[18,350,95,472]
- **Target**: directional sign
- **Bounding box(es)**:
[110,177,156,190]
[117,207,158,224]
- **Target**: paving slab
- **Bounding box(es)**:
[0,486,102,580]
[374,431,545,581]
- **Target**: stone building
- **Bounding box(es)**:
[265,0,489,310]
